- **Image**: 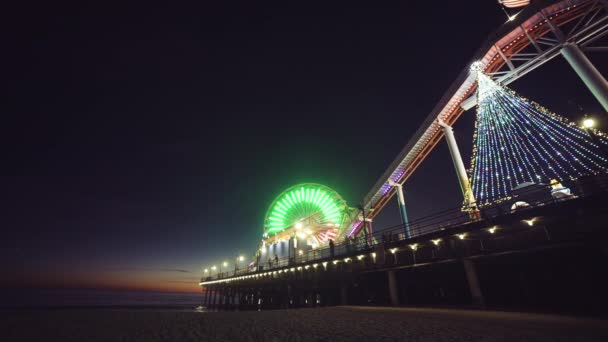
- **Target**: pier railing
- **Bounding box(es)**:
[202,173,608,282]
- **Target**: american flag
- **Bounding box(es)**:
[498,0,530,8]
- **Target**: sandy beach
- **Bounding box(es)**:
[2,306,608,342]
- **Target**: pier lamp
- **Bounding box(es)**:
[582,116,596,129]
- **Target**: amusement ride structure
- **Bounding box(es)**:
[201,0,608,287]
[348,0,608,238]
[258,184,356,263]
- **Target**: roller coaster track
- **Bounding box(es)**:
[349,0,608,237]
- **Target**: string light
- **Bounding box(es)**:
[470,72,608,205]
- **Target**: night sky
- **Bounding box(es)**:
[3,1,606,294]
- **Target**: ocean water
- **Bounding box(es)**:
[0,289,202,309]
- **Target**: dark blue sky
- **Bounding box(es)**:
[2,1,606,293]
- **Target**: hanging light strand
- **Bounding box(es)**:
[469,72,608,205]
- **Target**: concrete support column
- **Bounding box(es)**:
[256,290,262,311]
[235,289,240,310]
[233,289,238,310]
[389,180,411,238]
[282,285,289,309]
[463,258,485,308]
[217,288,223,310]
[561,43,608,111]
[387,270,400,306]
[438,120,477,210]
[340,283,349,305]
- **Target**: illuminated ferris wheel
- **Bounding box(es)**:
[263,183,351,247]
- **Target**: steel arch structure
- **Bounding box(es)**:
[349,0,608,237]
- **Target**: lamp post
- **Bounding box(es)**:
[220,261,228,277]
[235,255,244,274]
[202,268,209,284]
[211,265,217,279]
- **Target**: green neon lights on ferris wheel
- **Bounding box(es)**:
[265,184,344,234]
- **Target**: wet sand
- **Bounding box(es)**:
[2,306,608,341]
